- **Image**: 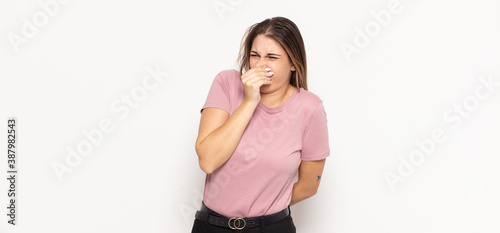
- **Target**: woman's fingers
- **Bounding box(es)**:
[246,73,272,85]
[241,66,274,103]
[242,67,273,84]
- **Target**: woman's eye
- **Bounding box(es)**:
[250,54,258,57]
[269,57,278,59]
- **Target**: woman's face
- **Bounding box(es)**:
[249,34,296,93]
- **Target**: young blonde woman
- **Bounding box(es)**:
[192,17,330,233]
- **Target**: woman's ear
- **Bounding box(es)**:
[291,64,296,71]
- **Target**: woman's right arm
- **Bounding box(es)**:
[195,66,273,174]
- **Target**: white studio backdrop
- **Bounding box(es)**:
[1,0,499,232]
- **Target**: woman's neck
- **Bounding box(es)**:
[260,84,295,108]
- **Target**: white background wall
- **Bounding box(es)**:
[1,0,499,232]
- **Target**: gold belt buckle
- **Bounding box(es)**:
[228,217,246,230]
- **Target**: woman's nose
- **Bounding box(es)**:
[256,58,266,67]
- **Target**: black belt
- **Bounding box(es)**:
[195,202,291,230]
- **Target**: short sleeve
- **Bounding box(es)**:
[301,103,330,161]
[201,71,232,114]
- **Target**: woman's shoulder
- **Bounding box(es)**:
[214,69,240,82]
[296,88,324,107]
[293,89,327,122]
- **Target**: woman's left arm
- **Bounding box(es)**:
[290,158,326,206]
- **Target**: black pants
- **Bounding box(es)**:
[191,210,296,233]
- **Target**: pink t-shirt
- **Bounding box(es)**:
[200,69,330,218]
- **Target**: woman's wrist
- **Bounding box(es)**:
[242,97,260,109]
